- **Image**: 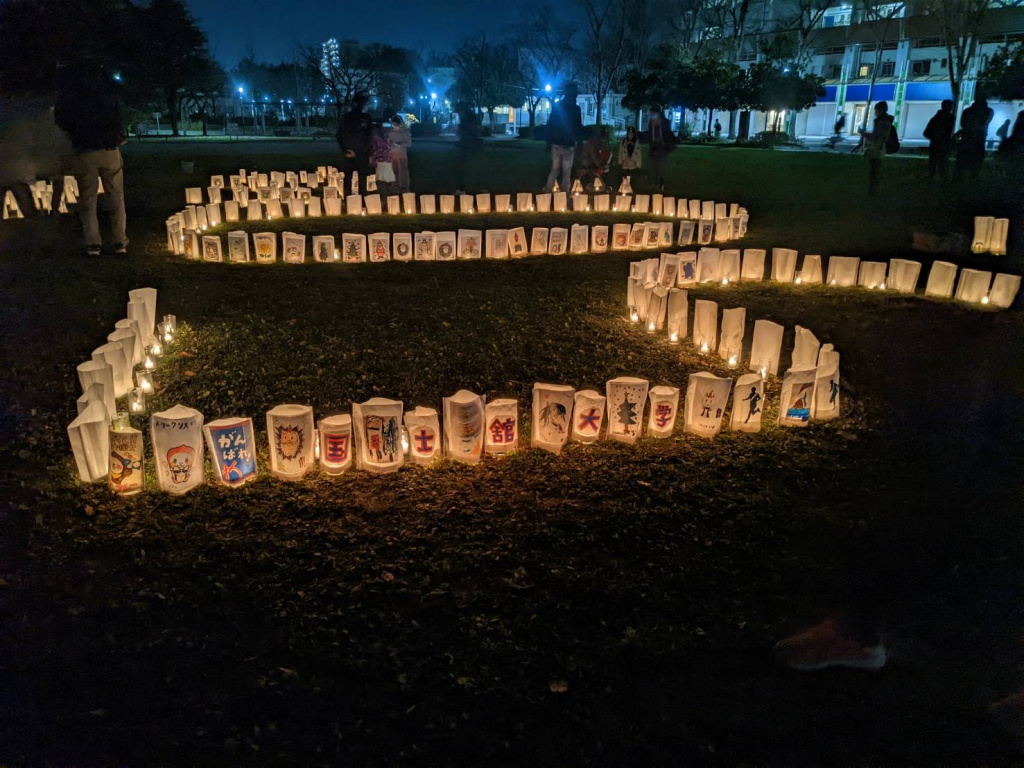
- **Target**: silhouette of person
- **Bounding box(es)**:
[742,386,762,423]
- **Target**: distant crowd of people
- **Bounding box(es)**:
[334,93,413,198]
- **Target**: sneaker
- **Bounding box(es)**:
[113,243,128,255]
[774,620,887,671]
[85,245,101,257]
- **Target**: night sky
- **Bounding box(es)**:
[186,0,529,68]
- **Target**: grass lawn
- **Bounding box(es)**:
[1,140,1022,764]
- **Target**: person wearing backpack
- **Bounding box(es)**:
[860,101,896,198]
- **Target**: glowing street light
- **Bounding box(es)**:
[544,83,552,92]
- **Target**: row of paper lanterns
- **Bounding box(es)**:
[972,216,1010,256]
[169,217,745,263]
[633,249,1020,309]
[1,177,91,219]
[85,358,839,496]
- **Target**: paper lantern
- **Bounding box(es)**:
[414,231,436,261]
[675,252,696,285]
[614,194,631,213]
[826,256,860,287]
[151,404,204,494]
[341,233,368,263]
[682,199,696,219]
[530,383,575,453]
[696,248,720,283]
[404,406,441,466]
[321,197,340,216]
[484,229,507,259]
[205,203,222,228]
[318,414,353,475]
[593,194,610,212]
[359,232,386,262]
[114,318,144,365]
[265,405,315,481]
[749,319,784,377]
[201,235,222,262]
[508,227,528,257]
[166,217,183,254]
[185,187,203,205]
[107,425,143,494]
[432,231,455,261]
[692,299,718,352]
[393,233,413,261]
[312,235,335,263]
[799,254,823,285]
[662,196,676,217]
[684,372,732,437]
[740,249,765,282]
[530,228,549,256]
[459,193,474,213]
[107,330,137,379]
[458,229,482,259]
[887,258,921,294]
[484,399,519,455]
[267,199,287,220]
[282,232,305,263]
[924,260,957,298]
[605,376,649,444]
[665,288,688,342]
[289,198,307,218]
[647,385,680,438]
[2,189,24,219]
[68,400,109,482]
[618,176,633,195]
[989,273,1022,309]
[203,417,257,486]
[791,325,820,370]
[364,194,382,215]
[858,261,887,288]
[640,222,658,250]
[813,358,841,421]
[183,230,200,259]
[647,285,669,331]
[345,194,363,216]
[307,197,322,217]
[989,217,1009,255]
[570,390,605,443]
[624,223,642,251]
[246,200,264,221]
[696,219,714,245]
[730,373,764,433]
[712,250,738,284]
[955,269,992,304]
[548,228,568,255]
[633,194,650,214]
[224,230,249,263]
[657,253,680,287]
[253,232,277,263]
[714,218,733,243]
[91,343,131,397]
[77,360,116,418]
[353,398,404,473]
[495,193,511,212]
[440,194,455,214]
[418,194,436,215]
[610,223,629,250]
[718,307,745,362]
[128,287,158,336]
[553,191,567,212]
[779,368,816,427]
[475,193,491,214]
[386,195,401,215]
[771,248,798,283]
[972,216,994,252]
[570,224,589,254]
[443,390,485,465]
[650,193,663,216]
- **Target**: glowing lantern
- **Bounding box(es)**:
[531,383,575,453]
[318,414,353,475]
[718,307,745,361]
[791,325,820,370]
[475,193,492,213]
[440,195,455,214]
[570,390,605,444]
[364,194,382,215]
[517,192,533,212]
[483,399,518,455]
[692,299,718,351]
[954,268,992,304]
[799,254,823,284]
[826,256,861,288]
[570,224,589,254]
[414,231,437,260]
[989,273,1022,309]
[495,194,511,212]
[547,227,568,255]
[442,390,485,465]
[605,376,649,445]
[858,261,887,288]
[459,194,474,213]
[676,220,696,247]
[749,319,784,377]
[730,373,765,433]
[228,231,251,262]
[507,227,528,257]
[419,194,436,214]
[646,385,680,438]
[282,232,306,263]
[530,227,549,255]
[67,400,110,482]
[107,423,144,495]
[771,247,798,283]
[779,367,817,427]
[253,232,277,263]
[353,398,404,473]
[591,225,609,253]
[404,406,441,466]
[150,404,205,494]
[393,233,413,261]
[684,372,732,438]
[457,229,482,259]
[924,260,957,298]
[887,258,921,294]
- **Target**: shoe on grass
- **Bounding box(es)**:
[114,243,128,255]
[85,245,101,257]
[774,620,887,671]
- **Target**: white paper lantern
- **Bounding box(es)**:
[253,232,277,263]
[553,191,567,212]
[318,414,353,475]
[695,219,713,245]
[106,329,137,377]
[779,368,816,427]
[739,249,765,282]
[720,249,741,283]
[749,319,784,377]
[676,252,697,284]
[643,222,660,249]
[972,216,994,252]
[107,425,143,494]
[77,360,116,418]
[530,228,549,255]
[714,218,733,243]
[813,358,841,421]
[439,194,455,214]
[989,217,1009,255]
[718,307,745,362]
[185,187,203,204]
[436,231,457,261]
[364,194,382,215]
[226,230,250,262]
[182,230,200,259]
[128,287,158,336]
[166,217,183,254]
[516,192,533,212]
[548,228,568,255]
[203,417,258,486]
[954,268,992,304]
[459,193,474,213]
[657,253,680,287]
[647,284,668,330]
[593,194,610,212]
[665,288,688,342]
[484,399,518,455]
[114,318,143,365]
[791,325,820,371]
[68,400,109,482]
[404,406,441,466]
[495,193,511,212]
[458,229,483,259]
[631,194,648,214]
[684,372,732,437]
[697,248,721,283]
[205,202,222,227]
[530,384,575,453]
[307,197,323,218]
[151,404,205,494]
[684,199,698,219]
[353,397,404,473]
[202,235,223,262]
[730,373,764,433]
[989,273,1022,309]
[443,390,485,464]
[92,343,131,397]
[605,376,649,444]
[386,194,400,215]
[624,223,642,251]
[414,231,437,261]
[658,222,673,249]
[570,390,605,443]
[650,193,663,215]
[924,260,957,298]
[312,235,335,263]
[570,224,589,254]
[485,229,509,259]
[770,248,798,283]
[611,223,630,250]
[798,254,823,285]
[826,256,860,287]
[858,261,887,288]
[887,258,921,294]
[662,196,676,217]
[244,200,263,221]
[266,199,286,220]
[692,299,718,352]
[614,194,631,213]
[393,233,413,261]
[282,232,306,263]
[345,194,363,216]
[507,227,528,257]
[647,385,680,438]
[367,232,390,262]
[418,194,436,215]
[475,193,492,213]
[618,176,633,195]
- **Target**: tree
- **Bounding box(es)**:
[742,59,826,132]
[577,0,630,126]
[451,39,520,131]
[979,43,1024,102]
[510,4,578,127]
[181,58,227,136]
[924,0,994,108]
[855,0,907,131]
[778,0,835,60]
[307,41,415,119]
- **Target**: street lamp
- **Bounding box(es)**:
[545,83,552,92]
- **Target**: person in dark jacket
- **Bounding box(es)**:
[544,82,583,192]
[923,99,955,181]
[954,95,994,181]
[336,93,372,194]
[647,106,676,192]
[54,62,127,256]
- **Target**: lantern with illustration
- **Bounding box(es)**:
[684,372,732,438]
[605,376,649,445]
[150,404,205,494]
[647,385,680,438]
[443,390,485,465]
[353,398,405,474]
[484,399,519,455]
[531,383,575,454]
[318,414,353,475]
[404,407,441,466]
[204,417,258,486]
[730,373,765,433]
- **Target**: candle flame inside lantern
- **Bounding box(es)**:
[830,279,837,286]
[144,356,154,370]
[647,321,656,333]
[700,341,709,353]
[981,295,990,304]
[879,282,886,290]
[669,331,679,344]
[629,309,639,323]
[401,427,410,454]
[728,354,738,368]
[721,277,729,286]
[141,379,153,392]
[795,276,802,285]
[152,342,162,355]
[334,248,340,260]
[759,365,768,379]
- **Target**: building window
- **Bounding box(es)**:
[911,59,931,75]
[858,64,873,77]
[880,61,896,76]
[830,64,844,78]
[824,8,851,27]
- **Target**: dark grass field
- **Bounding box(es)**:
[1,140,1022,764]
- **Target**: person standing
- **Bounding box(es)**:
[647,106,675,192]
[954,95,994,181]
[54,63,127,256]
[860,101,894,198]
[923,99,955,181]
[387,114,412,194]
[713,118,722,139]
[336,93,372,195]
[455,102,481,191]
[544,82,582,192]
[995,118,1012,148]
[616,125,642,190]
